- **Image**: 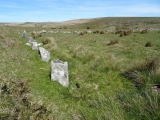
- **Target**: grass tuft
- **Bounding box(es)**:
[107,40,119,46]
[145,41,152,47]
[117,90,160,120]
[140,29,148,34]
[122,58,160,87]
[42,37,58,51]
[31,32,42,39]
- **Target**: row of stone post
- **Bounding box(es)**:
[22,30,69,87]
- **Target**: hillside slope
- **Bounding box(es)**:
[1,17,160,29]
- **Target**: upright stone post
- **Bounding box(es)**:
[28,36,36,43]
[38,47,50,62]
[22,30,28,38]
[51,59,69,87]
[32,42,39,50]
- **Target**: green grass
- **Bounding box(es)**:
[0,24,160,119]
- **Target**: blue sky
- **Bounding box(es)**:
[0,0,160,22]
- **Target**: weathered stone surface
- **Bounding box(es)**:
[25,42,32,46]
[22,30,28,38]
[26,36,42,49]
[39,47,50,62]
[25,37,35,46]
[51,59,69,87]
[28,36,36,43]
[37,43,43,46]
[32,42,39,50]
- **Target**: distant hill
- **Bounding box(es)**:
[1,17,160,29]
[69,17,160,29]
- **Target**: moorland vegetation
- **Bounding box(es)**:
[0,17,160,119]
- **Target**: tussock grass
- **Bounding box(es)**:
[117,89,160,120]
[79,31,85,35]
[122,58,160,87]
[100,30,105,34]
[107,39,119,45]
[42,37,54,45]
[145,41,152,47]
[140,29,148,34]
[120,30,132,37]
[31,32,42,39]
[42,37,58,51]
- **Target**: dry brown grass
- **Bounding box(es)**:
[140,29,148,34]
[31,32,42,39]
[93,30,100,34]
[0,34,5,39]
[79,31,85,35]
[107,40,119,46]
[42,37,57,51]
[100,31,105,34]
[0,35,15,48]
[120,30,132,37]
[0,79,50,120]
[4,38,15,46]
[42,37,54,45]
[120,31,125,37]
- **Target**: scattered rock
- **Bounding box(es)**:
[25,42,32,46]
[41,30,47,34]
